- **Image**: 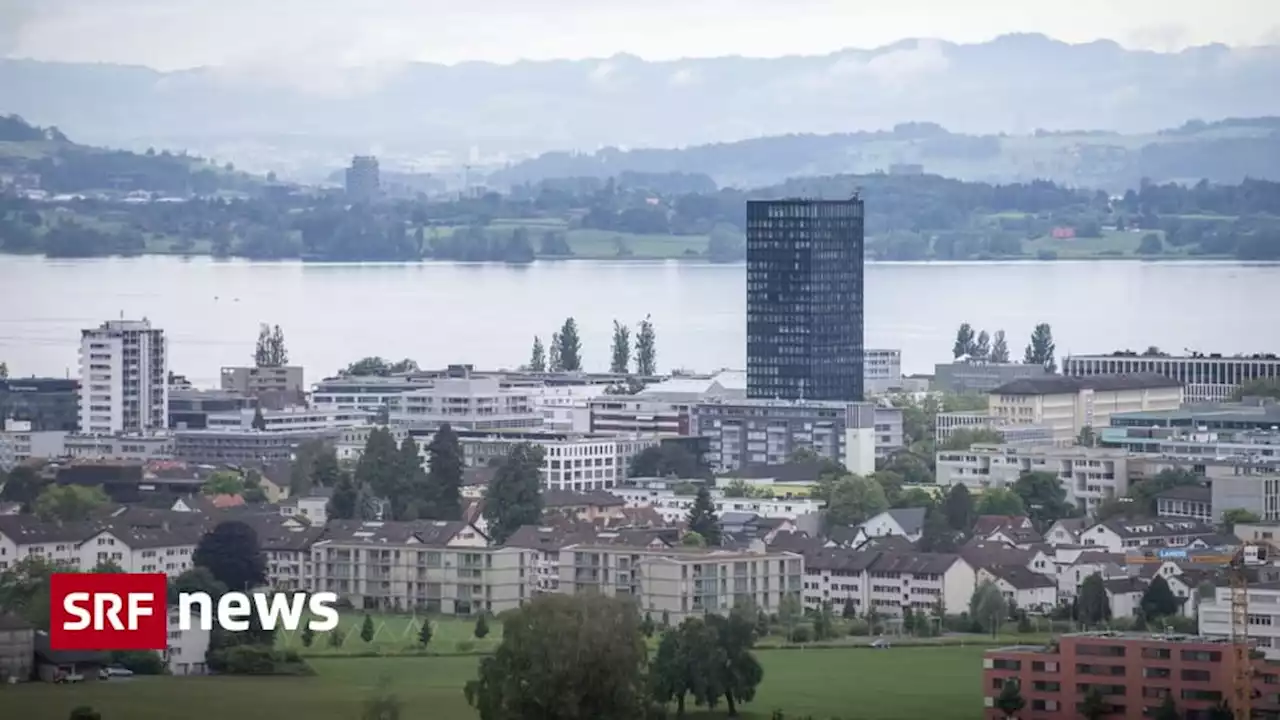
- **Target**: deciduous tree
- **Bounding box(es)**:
[482,443,545,544]
[990,330,1010,363]
[610,320,631,374]
[1221,508,1261,533]
[972,330,991,362]
[202,470,245,496]
[0,465,44,510]
[816,474,888,530]
[464,595,649,720]
[635,315,656,375]
[975,487,1025,517]
[1141,576,1181,619]
[1023,323,1057,372]
[686,486,722,546]
[474,613,490,639]
[527,336,546,372]
[425,424,464,520]
[969,581,1008,633]
[556,317,582,371]
[953,323,976,359]
[1076,573,1112,626]
[33,484,109,522]
[193,521,267,592]
[943,483,975,532]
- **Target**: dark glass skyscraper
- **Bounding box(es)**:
[745,197,865,401]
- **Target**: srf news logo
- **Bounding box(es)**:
[50,573,339,651]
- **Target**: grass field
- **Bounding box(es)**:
[2,646,987,720]
[277,614,504,656]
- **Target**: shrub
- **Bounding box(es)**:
[455,640,476,653]
[845,618,870,636]
[110,649,166,675]
[69,707,101,720]
[789,624,812,643]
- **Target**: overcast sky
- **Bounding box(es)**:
[3,0,1279,70]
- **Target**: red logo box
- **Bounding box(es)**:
[49,573,168,651]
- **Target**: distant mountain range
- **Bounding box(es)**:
[2,33,1279,182]
[489,117,1280,191]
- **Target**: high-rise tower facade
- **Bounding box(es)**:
[79,319,168,434]
[746,197,865,401]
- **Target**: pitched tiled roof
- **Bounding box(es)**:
[973,515,1032,535]
[1103,577,1146,594]
[884,507,927,535]
[1097,518,1217,540]
[959,540,1034,571]
[988,565,1056,590]
[856,535,917,553]
[542,489,626,509]
[869,551,962,575]
[990,373,1181,395]
[768,531,825,555]
[320,519,478,546]
[0,516,98,544]
[505,524,599,550]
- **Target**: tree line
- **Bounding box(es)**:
[5,133,1280,262]
[526,315,657,375]
[951,322,1055,372]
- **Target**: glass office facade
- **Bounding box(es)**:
[745,198,865,402]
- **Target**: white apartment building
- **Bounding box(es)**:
[1065,352,1280,403]
[530,384,601,433]
[312,376,434,413]
[609,486,825,523]
[1078,518,1220,553]
[1200,583,1280,658]
[863,349,903,396]
[935,443,1130,514]
[693,399,879,475]
[988,375,1183,445]
[62,433,174,461]
[560,544,803,622]
[390,377,544,430]
[801,549,976,618]
[0,517,199,575]
[0,420,67,470]
[308,519,532,614]
[164,606,211,676]
[934,410,1055,446]
[335,425,410,462]
[78,319,168,435]
[206,406,372,432]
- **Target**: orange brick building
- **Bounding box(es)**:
[983,632,1280,720]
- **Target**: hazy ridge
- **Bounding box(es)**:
[2,33,1279,182]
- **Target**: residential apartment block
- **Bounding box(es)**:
[863,349,902,396]
[610,486,824,523]
[935,410,1054,446]
[0,514,201,575]
[1199,583,1280,658]
[1079,518,1220,553]
[219,365,305,405]
[801,548,976,618]
[78,319,168,435]
[988,374,1184,445]
[0,420,67,471]
[983,632,1280,720]
[390,376,544,430]
[306,520,531,614]
[312,376,435,413]
[936,444,1130,514]
[205,406,371,432]
[1064,351,1280,403]
[559,543,803,623]
[692,398,878,475]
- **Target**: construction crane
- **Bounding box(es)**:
[1127,544,1269,720]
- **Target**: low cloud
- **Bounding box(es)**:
[820,39,950,88]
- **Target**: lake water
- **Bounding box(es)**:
[1,256,1277,387]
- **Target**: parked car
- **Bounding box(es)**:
[104,665,134,677]
[54,671,84,683]
[870,637,891,649]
